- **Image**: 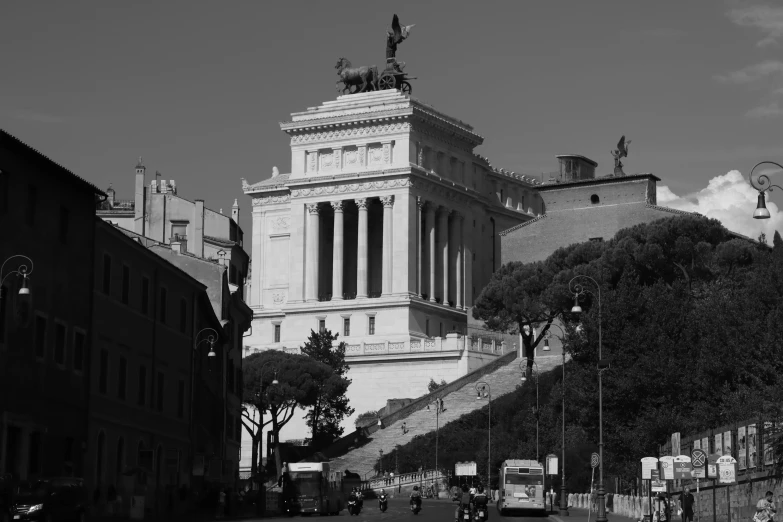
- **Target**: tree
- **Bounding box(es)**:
[354,410,378,428]
[300,329,354,450]
[241,350,336,478]
[427,378,447,393]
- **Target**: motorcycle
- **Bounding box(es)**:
[410,498,422,515]
[347,500,360,516]
[458,505,472,521]
[473,504,488,522]
[379,494,388,513]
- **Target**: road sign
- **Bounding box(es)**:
[650,470,666,492]
[673,455,692,479]
[659,456,675,480]
[717,456,737,484]
[591,453,600,468]
[707,453,721,479]
[641,457,659,480]
[546,454,558,475]
[691,449,707,468]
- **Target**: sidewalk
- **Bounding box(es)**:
[552,508,634,522]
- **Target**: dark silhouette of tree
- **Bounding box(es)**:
[300,329,354,450]
[241,350,335,478]
[427,378,448,393]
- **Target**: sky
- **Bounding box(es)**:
[2,0,783,242]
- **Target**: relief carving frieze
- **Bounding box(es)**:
[291,177,413,198]
[289,122,411,145]
[253,194,290,206]
[270,216,290,231]
[272,292,287,305]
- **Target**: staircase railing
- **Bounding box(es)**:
[361,469,446,491]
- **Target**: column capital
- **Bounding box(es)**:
[355,198,368,210]
[380,195,395,208]
[331,201,345,212]
[307,203,321,215]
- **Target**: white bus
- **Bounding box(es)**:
[284,462,343,516]
[497,459,545,516]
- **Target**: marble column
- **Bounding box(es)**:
[356,198,368,298]
[438,207,450,305]
[380,195,394,296]
[416,197,424,297]
[454,213,464,310]
[425,204,436,302]
[306,203,320,301]
[331,201,344,300]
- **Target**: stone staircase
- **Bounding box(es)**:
[330,354,562,477]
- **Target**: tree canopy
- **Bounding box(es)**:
[241,350,336,477]
[413,215,783,487]
[299,329,353,450]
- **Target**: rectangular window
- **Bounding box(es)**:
[141,277,150,314]
[99,349,108,394]
[121,265,130,304]
[179,298,187,333]
[159,288,167,324]
[318,319,325,334]
[171,223,187,243]
[156,371,164,412]
[34,315,47,359]
[73,331,85,372]
[118,356,127,400]
[343,317,350,337]
[177,380,185,419]
[274,324,280,343]
[138,366,147,406]
[102,254,111,295]
[26,184,37,225]
[368,316,376,335]
[54,322,66,365]
[59,206,70,243]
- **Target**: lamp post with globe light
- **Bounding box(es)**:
[748,161,783,219]
[519,360,540,462]
[1,255,34,328]
[570,275,609,522]
[542,323,570,516]
[475,381,492,490]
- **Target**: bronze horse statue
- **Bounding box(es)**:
[335,58,378,94]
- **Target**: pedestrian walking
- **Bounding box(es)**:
[754,491,777,522]
[679,486,695,522]
[216,488,226,519]
[402,422,407,434]
[439,398,445,412]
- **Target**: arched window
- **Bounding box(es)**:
[96,431,106,485]
[116,437,125,478]
[590,194,600,204]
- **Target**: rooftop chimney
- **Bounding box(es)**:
[134,157,146,234]
[231,198,239,222]
[194,199,205,258]
[169,180,177,195]
[171,241,182,254]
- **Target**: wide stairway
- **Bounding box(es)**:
[330,354,562,477]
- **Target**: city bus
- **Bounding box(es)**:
[497,459,545,516]
[284,462,344,516]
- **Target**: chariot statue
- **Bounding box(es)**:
[335,14,416,95]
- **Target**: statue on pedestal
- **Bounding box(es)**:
[611,135,631,176]
[386,14,415,72]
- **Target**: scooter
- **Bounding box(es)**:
[379,493,388,513]
[347,500,360,516]
[473,504,488,522]
[410,498,422,515]
[458,505,472,521]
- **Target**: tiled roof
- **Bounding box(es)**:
[1,129,106,197]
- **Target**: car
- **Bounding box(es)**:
[10,477,87,522]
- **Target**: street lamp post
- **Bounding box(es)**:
[519,360,540,462]
[427,399,440,484]
[748,161,783,219]
[570,275,607,522]
[543,324,570,516]
[379,449,384,476]
[256,362,279,517]
[475,382,492,490]
[1,255,34,327]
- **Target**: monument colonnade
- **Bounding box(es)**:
[303,193,471,310]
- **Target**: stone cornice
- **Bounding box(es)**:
[536,173,660,191]
[289,121,411,145]
[498,214,547,236]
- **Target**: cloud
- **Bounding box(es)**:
[727,4,783,47]
[746,101,783,117]
[11,109,63,124]
[657,170,783,241]
[714,60,783,84]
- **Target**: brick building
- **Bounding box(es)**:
[0,129,105,481]
[500,154,690,265]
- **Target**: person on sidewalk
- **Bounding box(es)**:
[679,486,695,522]
[754,491,777,522]
[216,488,226,520]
